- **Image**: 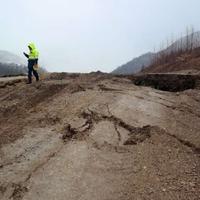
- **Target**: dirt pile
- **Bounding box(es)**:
[0,74,200,200]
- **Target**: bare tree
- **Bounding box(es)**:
[149,25,200,70]
[186,26,190,52]
[190,25,195,51]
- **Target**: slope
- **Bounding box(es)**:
[0,73,200,200]
[112,31,200,75]
[144,47,200,74]
[112,52,155,75]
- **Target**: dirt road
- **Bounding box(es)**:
[0,74,199,199]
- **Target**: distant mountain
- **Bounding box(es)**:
[0,50,27,76]
[0,50,26,65]
[112,52,155,75]
[0,50,47,77]
[112,31,200,75]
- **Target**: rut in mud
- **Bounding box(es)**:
[0,73,200,200]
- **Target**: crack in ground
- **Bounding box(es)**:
[80,108,156,145]
[0,134,57,170]
[5,145,64,200]
[25,145,64,183]
[80,108,200,153]
[132,93,200,118]
[62,118,93,141]
[9,183,28,200]
[61,107,153,145]
[114,123,122,142]
[61,105,200,154]
[165,133,200,155]
[139,95,200,119]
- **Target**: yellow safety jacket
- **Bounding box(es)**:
[28,43,39,60]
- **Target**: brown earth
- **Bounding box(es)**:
[0,73,200,200]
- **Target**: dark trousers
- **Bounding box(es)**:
[28,61,39,83]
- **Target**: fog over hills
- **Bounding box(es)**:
[112,52,155,75]
[0,50,25,65]
[0,50,26,76]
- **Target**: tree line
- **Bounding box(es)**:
[0,62,47,77]
[0,63,27,77]
[152,26,200,66]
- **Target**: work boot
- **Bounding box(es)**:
[26,79,32,84]
[28,76,32,84]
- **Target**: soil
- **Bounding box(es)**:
[0,73,200,200]
[133,74,200,92]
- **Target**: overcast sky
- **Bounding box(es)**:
[1,0,200,72]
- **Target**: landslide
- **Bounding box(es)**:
[0,73,200,200]
[0,73,113,147]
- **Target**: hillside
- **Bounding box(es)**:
[0,73,199,199]
[112,52,155,75]
[142,32,200,74]
[164,31,200,54]
[0,50,25,65]
[0,50,27,76]
[143,47,200,74]
[113,31,200,75]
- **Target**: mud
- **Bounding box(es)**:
[0,74,200,200]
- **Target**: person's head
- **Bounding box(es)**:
[28,43,36,51]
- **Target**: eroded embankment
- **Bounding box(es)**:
[133,74,200,91]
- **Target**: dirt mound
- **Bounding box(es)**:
[47,72,80,80]
[0,80,69,147]
[0,81,67,118]
[0,76,26,88]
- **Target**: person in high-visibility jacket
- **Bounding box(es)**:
[23,43,39,84]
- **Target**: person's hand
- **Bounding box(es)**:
[23,52,28,58]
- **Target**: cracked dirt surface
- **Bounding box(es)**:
[0,74,200,200]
